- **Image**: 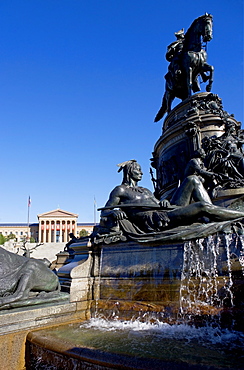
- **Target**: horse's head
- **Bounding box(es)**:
[201,13,213,42]
[184,14,213,50]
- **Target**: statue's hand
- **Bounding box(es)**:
[111,209,127,221]
[159,199,171,208]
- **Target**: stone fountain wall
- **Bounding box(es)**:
[90,234,244,330]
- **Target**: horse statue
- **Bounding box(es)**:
[155,14,214,122]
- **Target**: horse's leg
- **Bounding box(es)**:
[192,74,201,92]
[183,55,193,97]
[187,66,193,97]
[202,63,214,92]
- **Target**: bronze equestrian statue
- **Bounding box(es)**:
[155,14,214,122]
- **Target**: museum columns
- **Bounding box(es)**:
[37,209,78,244]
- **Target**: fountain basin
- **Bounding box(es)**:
[26,319,244,369]
[26,233,244,369]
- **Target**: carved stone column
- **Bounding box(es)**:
[43,221,47,243]
[48,220,51,243]
[64,220,67,243]
[54,220,56,243]
[38,222,42,243]
[59,220,62,242]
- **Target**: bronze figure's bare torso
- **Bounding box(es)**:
[97,160,244,237]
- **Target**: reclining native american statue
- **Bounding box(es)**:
[92,160,244,245]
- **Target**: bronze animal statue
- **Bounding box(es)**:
[0,247,60,309]
[155,14,214,122]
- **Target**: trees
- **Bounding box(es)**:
[0,233,16,244]
[79,229,89,237]
[0,234,6,245]
[5,233,16,241]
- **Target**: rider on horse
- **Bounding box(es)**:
[166,29,185,86]
[154,14,214,122]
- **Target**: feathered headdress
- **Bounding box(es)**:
[117,160,137,172]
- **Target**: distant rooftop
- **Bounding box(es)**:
[0,223,38,227]
[0,222,95,227]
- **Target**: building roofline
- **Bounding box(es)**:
[0,223,96,227]
[38,208,78,218]
[0,223,38,227]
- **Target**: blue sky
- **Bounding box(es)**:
[0,0,243,223]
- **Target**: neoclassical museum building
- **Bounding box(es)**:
[0,209,95,243]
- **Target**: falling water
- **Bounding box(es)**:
[223,233,234,307]
[178,234,244,330]
[179,235,222,321]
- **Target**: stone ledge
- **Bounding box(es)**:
[0,300,78,335]
[0,300,90,370]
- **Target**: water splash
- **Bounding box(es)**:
[81,317,243,346]
[223,234,234,307]
[77,317,244,368]
[179,235,221,318]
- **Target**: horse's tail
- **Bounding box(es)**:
[154,94,169,122]
[154,106,166,122]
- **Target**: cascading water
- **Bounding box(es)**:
[179,235,227,325]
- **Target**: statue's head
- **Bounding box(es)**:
[174,28,184,40]
[117,160,143,184]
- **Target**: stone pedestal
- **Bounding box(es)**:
[152,92,241,201]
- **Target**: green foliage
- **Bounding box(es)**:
[6,233,16,241]
[0,234,6,245]
[79,229,89,237]
[30,237,36,243]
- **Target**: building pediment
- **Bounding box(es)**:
[38,209,78,219]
